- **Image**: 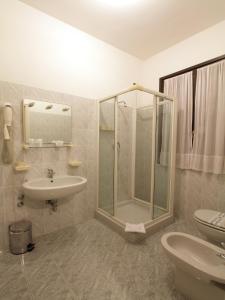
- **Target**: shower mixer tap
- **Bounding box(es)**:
[112,142,120,151]
[118,100,127,107]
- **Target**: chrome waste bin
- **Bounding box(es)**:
[9,220,34,254]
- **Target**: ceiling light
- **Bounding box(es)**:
[98,0,141,7]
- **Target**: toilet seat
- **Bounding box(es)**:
[194,209,225,233]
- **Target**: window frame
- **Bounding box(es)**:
[159,54,225,132]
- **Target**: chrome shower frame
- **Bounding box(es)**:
[96,84,177,240]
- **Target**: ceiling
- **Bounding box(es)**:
[20,0,225,59]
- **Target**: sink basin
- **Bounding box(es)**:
[23,176,87,201]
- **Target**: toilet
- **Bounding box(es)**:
[194,209,225,245]
[161,232,225,300]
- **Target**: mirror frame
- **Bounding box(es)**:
[22,99,73,148]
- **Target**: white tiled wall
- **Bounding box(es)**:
[174,169,225,221]
[1,80,224,251]
[0,81,97,250]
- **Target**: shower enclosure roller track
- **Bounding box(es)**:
[96,83,177,241]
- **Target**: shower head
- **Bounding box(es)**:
[28,102,35,107]
[118,100,127,107]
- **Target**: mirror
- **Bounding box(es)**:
[23,99,72,147]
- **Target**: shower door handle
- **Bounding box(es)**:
[112,142,120,151]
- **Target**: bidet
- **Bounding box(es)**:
[161,232,225,300]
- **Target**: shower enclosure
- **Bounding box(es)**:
[96,84,176,237]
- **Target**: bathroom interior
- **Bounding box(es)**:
[0,0,225,299]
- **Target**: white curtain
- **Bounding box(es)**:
[191,60,225,174]
[162,72,193,168]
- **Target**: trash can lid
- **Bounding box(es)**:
[9,220,32,233]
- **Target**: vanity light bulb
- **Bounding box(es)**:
[46,105,53,110]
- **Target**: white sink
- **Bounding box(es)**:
[23,176,87,201]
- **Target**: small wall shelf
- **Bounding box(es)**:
[23,143,74,149]
[14,161,30,172]
[68,160,82,167]
[100,126,114,132]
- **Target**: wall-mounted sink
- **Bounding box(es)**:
[23,176,87,201]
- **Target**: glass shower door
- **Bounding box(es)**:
[134,106,153,203]
[98,99,115,215]
[153,97,173,219]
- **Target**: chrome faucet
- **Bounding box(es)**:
[47,168,55,179]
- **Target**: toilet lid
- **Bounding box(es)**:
[194,209,225,231]
[194,209,220,223]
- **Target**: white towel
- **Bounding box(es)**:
[52,140,64,147]
[125,223,146,233]
[3,105,12,140]
[4,124,10,140]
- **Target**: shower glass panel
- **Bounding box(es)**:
[117,95,134,204]
[99,98,115,215]
[115,93,136,222]
[153,98,172,219]
[116,92,154,224]
[134,106,153,203]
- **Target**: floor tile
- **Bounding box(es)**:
[0,218,195,300]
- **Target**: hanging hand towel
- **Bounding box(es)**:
[4,124,10,140]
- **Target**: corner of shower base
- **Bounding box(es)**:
[95,209,174,243]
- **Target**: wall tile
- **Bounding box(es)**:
[0,81,97,250]
[174,169,225,221]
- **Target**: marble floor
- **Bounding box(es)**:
[0,218,200,300]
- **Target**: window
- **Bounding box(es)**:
[159,54,225,133]
[159,54,225,174]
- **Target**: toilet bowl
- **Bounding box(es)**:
[161,232,225,300]
[194,209,225,245]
